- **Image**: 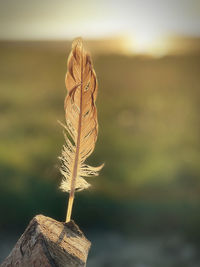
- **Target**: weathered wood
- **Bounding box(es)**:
[1,214,91,267]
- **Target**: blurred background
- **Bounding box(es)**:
[0,0,200,266]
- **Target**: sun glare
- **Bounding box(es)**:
[124,32,169,56]
[134,32,158,52]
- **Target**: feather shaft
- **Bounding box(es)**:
[66,47,83,222]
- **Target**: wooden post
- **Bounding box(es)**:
[1,214,91,267]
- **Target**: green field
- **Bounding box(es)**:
[0,41,200,247]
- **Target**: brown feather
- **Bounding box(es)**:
[59,38,103,206]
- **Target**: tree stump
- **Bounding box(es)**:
[1,214,91,267]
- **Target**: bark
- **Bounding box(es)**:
[1,214,91,267]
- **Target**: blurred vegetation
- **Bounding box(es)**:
[0,41,200,243]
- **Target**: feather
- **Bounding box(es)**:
[59,38,103,222]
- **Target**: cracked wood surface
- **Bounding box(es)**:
[0,214,91,267]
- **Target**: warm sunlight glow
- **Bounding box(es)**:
[134,32,158,52]
[124,32,170,56]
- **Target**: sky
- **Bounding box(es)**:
[0,0,200,41]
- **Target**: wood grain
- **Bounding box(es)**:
[1,214,91,267]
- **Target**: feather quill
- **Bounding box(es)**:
[59,38,103,222]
